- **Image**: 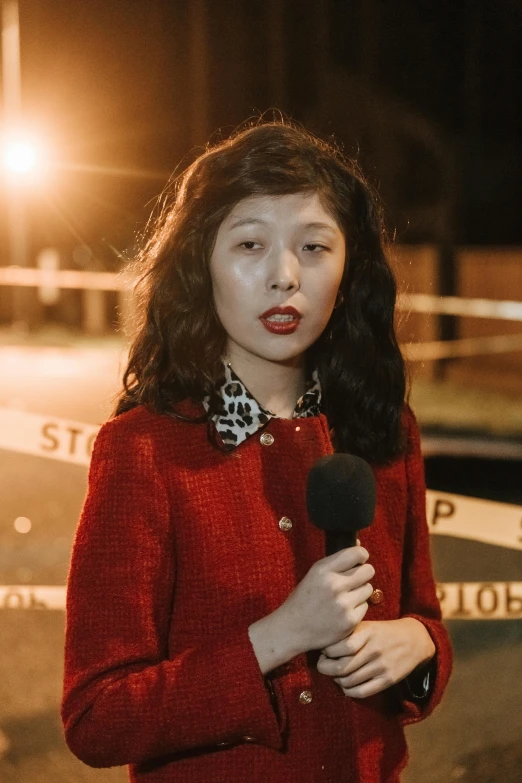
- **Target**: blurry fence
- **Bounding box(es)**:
[392,245,522,386]
[0,264,135,336]
[0,245,521,384]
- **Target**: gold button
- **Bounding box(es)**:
[299,690,313,704]
[260,432,274,446]
[278,516,293,531]
[242,735,255,742]
[369,588,384,605]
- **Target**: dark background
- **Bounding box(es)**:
[6,0,522,272]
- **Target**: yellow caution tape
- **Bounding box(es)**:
[403,333,522,361]
[426,489,522,551]
[1,267,521,321]
[1,410,521,550]
[0,407,98,466]
[2,583,521,619]
[1,586,65,610]
[398,293,522,321]
[437,582,522,620]
[0,266,130,291]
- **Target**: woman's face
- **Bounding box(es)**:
[209,192,346,368]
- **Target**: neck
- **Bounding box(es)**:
[225,349,306,419]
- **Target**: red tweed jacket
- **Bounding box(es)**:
[61,401,452,782]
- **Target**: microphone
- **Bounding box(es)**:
[306,454,376,556]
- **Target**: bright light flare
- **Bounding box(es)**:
[4,140,37,173]
[1,132,51,184]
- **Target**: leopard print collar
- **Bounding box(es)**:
[202,362,322,448]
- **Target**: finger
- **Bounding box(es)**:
[352,599,370,626]
[321,644,376,678]
[353,581,375,607]
[323,628,369,658]
[317,653,339,676]
[336,659,385,689]
[340,563,375,592]
[318,652,358,677]
[344,563,375,589]
[338,581,373,615]
[328,546,369,572]
[340,675,390,699]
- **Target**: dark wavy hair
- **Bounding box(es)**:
[111,118,407,464]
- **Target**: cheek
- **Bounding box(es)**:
[210,261,234,308]
[305,270,344,333]
[326,278,342,303]
[312,271,343,309]
[326,260,346,304]
[211,260,259,310]
[210,268,252,331]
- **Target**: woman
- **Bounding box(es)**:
[61,120,452,782]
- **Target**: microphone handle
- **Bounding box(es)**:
[325,529,358,557]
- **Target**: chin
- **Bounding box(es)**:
[255,345,312,364]
[230,327,318,364]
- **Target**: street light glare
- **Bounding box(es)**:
[4,140,38,173]
[1,133,51,184]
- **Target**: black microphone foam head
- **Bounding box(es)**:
[306,453,376,533]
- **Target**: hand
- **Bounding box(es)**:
[276,546,375,656]
[316,618,436,698]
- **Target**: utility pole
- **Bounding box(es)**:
[187,0,210,148]
[2,0,29,326]
[267,0,285,111]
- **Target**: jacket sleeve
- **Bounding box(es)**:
[61,416,285,769]
[396,405,453,725]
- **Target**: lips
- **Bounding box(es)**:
[259,306,302,335]
[260,306,302,320]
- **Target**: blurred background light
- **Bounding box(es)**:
[13,516,32,534]
[4,139,37,173]
[1,132,50,183]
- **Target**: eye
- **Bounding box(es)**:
[304,243,329,252]
[239,241,261,250]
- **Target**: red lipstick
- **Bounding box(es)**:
[259,306,302,335]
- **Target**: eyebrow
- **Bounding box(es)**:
[228,217,338,234]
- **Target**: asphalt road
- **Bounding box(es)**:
[0,339,521,782]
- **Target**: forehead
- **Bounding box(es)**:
[223,192,340,229]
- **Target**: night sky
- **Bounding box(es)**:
[7,0,522,268]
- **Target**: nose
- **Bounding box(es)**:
[267,248,300,292]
